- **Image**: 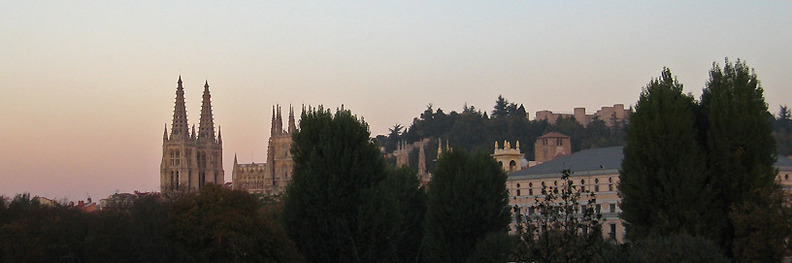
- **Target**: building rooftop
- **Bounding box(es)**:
[509,146,792,179]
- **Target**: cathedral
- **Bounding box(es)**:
[160,76,224,192]
[232,105,297,195]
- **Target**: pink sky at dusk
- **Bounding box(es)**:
[1,1,790,201]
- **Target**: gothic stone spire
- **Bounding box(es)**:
[170,76,189,140]
[288,105,296,133]
[198,80,216,142]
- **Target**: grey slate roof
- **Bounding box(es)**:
[509,146,624,180]
[508,146,792,180]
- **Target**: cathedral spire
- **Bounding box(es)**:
[163,124,168,142]
[288,105,296,133]
[276,105,284,134]
[270,106,277,135]
[170,76,189,140]
[198,80,216,142]
[218,126,223,143]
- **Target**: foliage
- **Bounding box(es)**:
[0,188,302,263]
[168,184,302,263]
[699,58,777,255]
[514,169,607,263]
[627,234,729,263]
[619,68,710,240]
[729,185,792,263]
[0,193,90,262]
[619,59,784,259]
[282,106,398,263]
[466,232,521,263]
[379,95,626,174]
[424,149,510,263]
[775,105,792,155]
[382,166,427,263]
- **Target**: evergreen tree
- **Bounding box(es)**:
[619,68,710,240]
[382,166,426,263]
[493,95,510,119]
[282,107,397,263]
[699,59,777,256]
[424,149,510,263]
[775,105,792,155]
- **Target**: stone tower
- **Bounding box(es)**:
[534,132,571,164]
[160,76,224,192]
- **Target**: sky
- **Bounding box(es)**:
[1,1,791,201]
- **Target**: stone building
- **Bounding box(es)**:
[534,132,571,164]
[160,76,224,192]
[535,104,629,127]
[232,105,297,195]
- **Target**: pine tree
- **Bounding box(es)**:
[281,107,397,263]
[619,68,710,240]
[492,95,510,119]
[699,59,777,256]
[424,149,510,263]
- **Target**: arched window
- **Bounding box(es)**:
[580,179,586,192]
[529,182,534,195]
[509,160,517,172]
[608,177,614,191]
[594,178,600,192]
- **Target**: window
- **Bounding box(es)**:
[595,204,601,214]
[528,207,535,215]
[608,177,614,191]
[786,174,789,180]
[609,224,617,238]
[580,179,585,192]
[557,138,562,145]
[594,178,600,192]
[170,150,181,166]
[610,204,616,213]
[516,189,521,196]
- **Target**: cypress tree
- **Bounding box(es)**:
[699,59,777,255]
[281,107,397,263]
[424,149,510,263]
[619,68,710,240]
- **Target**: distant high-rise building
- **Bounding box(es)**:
[160,76,224,192]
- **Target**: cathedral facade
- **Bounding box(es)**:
[232,105,296,195]
[160,76,224,192]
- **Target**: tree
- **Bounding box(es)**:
[492,95,510,119]
[515,170,607,263]
[699,59,777,255]
[168,184,302,263]
[424,149,510,263]
[729,185,792,262]
[382,166,426,263]
[619,68,710,240]
[775,105,792,155]
[282,107,398,263]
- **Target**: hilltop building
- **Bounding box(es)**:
[535,104,629,127]
[160,76,224,192]
[232,105,297,195]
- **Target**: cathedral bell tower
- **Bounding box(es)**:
[160,76,224,192]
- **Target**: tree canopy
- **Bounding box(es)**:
[424,149,510,263]
[619,68,710,240]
